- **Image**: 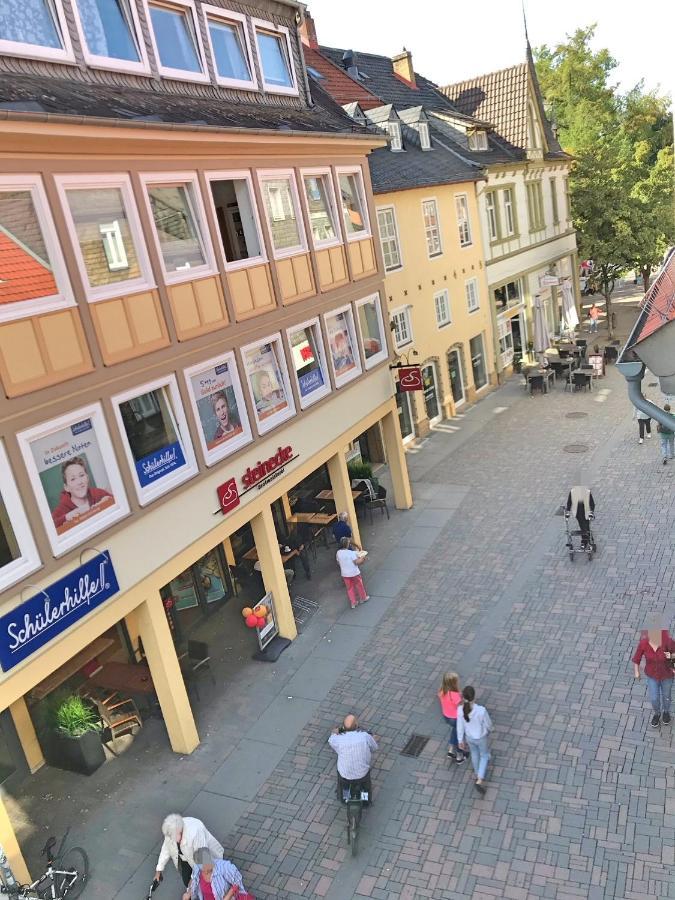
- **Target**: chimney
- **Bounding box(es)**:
[392,48,415,86]
[342,49,360,80]
[300,10,318,49]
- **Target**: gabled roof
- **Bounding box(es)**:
[302,44,382,110]
[0,229,56,305]
[630,249,675,345]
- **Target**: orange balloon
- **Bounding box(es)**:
[242,607,253,618]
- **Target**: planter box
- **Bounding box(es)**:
[44,729,105,776]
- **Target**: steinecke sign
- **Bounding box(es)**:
[0,552,119,672]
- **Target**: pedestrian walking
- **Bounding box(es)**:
[632,627,675,727]
[656,404,675,465]
[437,672,464,762]
[456,686,492,795]
[336,537,369,609]
[155,814,224,888]
[182,847,249,900]
[588,303,600,333]
[633,406,652,443]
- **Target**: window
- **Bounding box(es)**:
[455,194,472,247]
[324,305,362,387]
[203,5,256,89]
[550,178,559,225]
[485,191,500,242]
[253,19,297,95]
[498,319,514,365]
[434,289,451,327]
[465,277,479,312]
[0,442,40,593]
[422,198,442,258]
[391,306,412,348]
[469,333,487,389]
[146,0,206,81]
[468,130,488,151]
[376,206,402,271]
[206,171,264,268]
[259,171,306,258]
[72,0,148,72]
[241,333,295,434]
[564,177,571,221]
[56,174,152,302]
[337,168,369,240]
[526,181,545,231]
[418,122,431,150]
[0,175,74,323]
[494,279,523,312]
[503,187,516,236]
[113,375,198,505]
[0,0,74,63]
[301,170,339,248]
[142,173,215,283]
[387,121,403,152]
[396,384,414,440]
[287,317,330,408]
[355,293,387,369]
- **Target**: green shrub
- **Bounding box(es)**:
[54,695,100,738]
[347,461,379,494]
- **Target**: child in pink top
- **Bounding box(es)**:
[438,672,465,762]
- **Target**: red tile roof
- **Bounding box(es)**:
[302,45,382,110]
[0,230,57,305]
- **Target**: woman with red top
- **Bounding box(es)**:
[632,627,675,727]
[438,672,465,762]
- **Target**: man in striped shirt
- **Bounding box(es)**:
[329,714,377,803]
[182,847,246,900]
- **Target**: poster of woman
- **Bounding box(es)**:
[325,307,361,385]
[244,341,289,421]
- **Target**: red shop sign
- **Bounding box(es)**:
[217,477,240,515]
[398,366,423,392]
[215,446,298,517]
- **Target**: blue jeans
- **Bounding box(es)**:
[590,319,598,333]
[659,434,674,459]
[443,715,459,751]
[646,676,672,714]
[466,736,490,779]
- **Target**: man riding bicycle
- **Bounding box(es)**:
[328,714,377,805]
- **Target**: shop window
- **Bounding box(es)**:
[324,305,362,388]
[0,0,75,63]
[258,171,306,258]
[355,293,387,369]
[376,206,402,271]
[204,5,256,89]
[113,375,198,505]
[336,168,369,240]
[287,317,330,409]
[207,172,265,268]
[301,170,340,248]
[422,198,442,258]
[455,193,472,247]
[396,385,414,440]
[240,332,295,435]
[72,0,148,72]
[0,175,74,322]
[0,442,41,592]
[253,19,297,95]
[161,546,231,643]
[494,278,523,312]
[470,333,487,389]
[146,0,206,81]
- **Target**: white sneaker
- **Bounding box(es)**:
[647,432,652,438]
[639,438,643,444]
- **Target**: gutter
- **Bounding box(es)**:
[617,359,674,431]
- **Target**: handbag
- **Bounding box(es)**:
[232,888,255,900]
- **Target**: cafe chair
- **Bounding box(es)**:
[604,346,618,364]
[229,564,250,596]
[366,486,390,524]
[529,374,545,396]
[186,640,215,685]
[558,348,570,359]
[572,372,591,392]
[94,694,143,745]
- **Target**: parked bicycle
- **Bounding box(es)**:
[0,830,88,899]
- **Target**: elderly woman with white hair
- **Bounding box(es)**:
[182,847,248,900]
[331,511,361,549]
[155,814,224,887]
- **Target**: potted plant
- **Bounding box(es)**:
[44,694,105,775]
[347,461,379,495]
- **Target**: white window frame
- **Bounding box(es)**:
[485,191,499,242]
[251,17,298,97]
[139,171,217,285]
[422,197,443,258]
[455,192,473,247]
[465,277,479,313]
[143,0,209,83]
[355,292,388,370]
[0,441,41,592]
[257,169,307,260]
[0,0,75,64]
[183,350,253,467]
[286,316,331,409]
[203,169,267,272]
[54,173,155,303]
[202,4,257,90]
[376,204,402,272]
[469,130,488,151]
[418,122,431,150]
[498,318,514,366]
[240,331,296,435]
[334,166,371,243]
[434,288,451,328]
[503,187,515,236]
[300,167,342,250]
[550,176,559,225]
[387,121,403,152]
[324,304,363,389]
[0,174,75,323]
[112,374,198,506]
[390,305,413,349]
[17,402,130,557]
[70,0,150,75]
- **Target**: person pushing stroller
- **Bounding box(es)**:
[565,483,596,552]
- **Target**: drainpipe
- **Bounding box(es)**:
[617,359,675,432]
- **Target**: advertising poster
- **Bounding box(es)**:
[256,590,279,650]
[325,309,358,379]
[190,360,244,451]
[243,340,290,422]
[357,296,385,366]
[290,326,326,401]
[118,388,186,489]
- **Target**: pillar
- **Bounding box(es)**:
[8,698,44,774]
[135,595,199,754]
[222,536,235,567]
[327,449,362,547]
[381,406,413,510]
[0,794,30,884]
[280,493,293,520]
[250,506,297,641]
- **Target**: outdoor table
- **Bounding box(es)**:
[315,489,362,502]
[244,546,298,565]
[526,369,555,394]
[287,512,337,526]
[88,662,155,696]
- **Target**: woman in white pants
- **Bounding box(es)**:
[456,686,493,795]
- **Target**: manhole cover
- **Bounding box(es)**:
[565,412,589,419]
[563,444,589,453]
[401,734,430,758]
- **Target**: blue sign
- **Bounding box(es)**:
[135,440,185,488]
[0,552,119,672]
[298,368,324,398]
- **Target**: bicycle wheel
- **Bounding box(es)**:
[53,847,89,899]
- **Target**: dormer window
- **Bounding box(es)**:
[0,0,75,63]
[418,122,431,150]
[387,122,403,152]
[468,130,488,151]
[72,0,149,74]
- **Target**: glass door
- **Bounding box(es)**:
[396,385,414,440]
[448,350,465,407]
[422,363,441,424]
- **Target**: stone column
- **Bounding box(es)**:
[381,405,413,509]
[8,698,44,774]
[250,506,297,641]
[0,793,30,884]
[327,448,361,547]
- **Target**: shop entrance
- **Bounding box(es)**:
[448,349,465,407]
[396,385,415,440]
[160,545,233,645]
[422,363,441,425]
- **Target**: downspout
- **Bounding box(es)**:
[617,358,674,432]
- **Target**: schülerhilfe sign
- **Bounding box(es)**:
[0,552,119,671]
[136,441,185,488]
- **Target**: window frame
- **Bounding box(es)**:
[251,17,298,96]
[502,186,516,236]
[17,402,130,557]
[0,174,75,323]
[468,130,488,151]
[0,0,75,64]
[334,166,371,243]
[434,288,451,328]
[465,277,480,313]
[376,204,403,272]
[299,166,342,250]
[550,176,559,225]
[204,169,267,272]
[112,374,198,506]
[418,122,431,151]
[527,180,545,232]
[455,192,473,247]
[240,331,296,435]
[355,292,388,370]
[139,171,217,285]
[285,316,331,409]
[387,121,403,152]
[0,441,41,593]
[324,304,363,389]
[202,4,257,90]
[54,172,155,303]
[143,0,209,83]
[485,190,500,242]
[70,0,150,75]
[390,305,413,349]
[421,197,443,259]
[257,168,307,260]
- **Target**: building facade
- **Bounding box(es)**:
[0,0,412,877]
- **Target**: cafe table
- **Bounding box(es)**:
[526,368,555,394]
[315,489,363,502]
[243,546,298,565]
[88,661,156,696]
[287,512,337,526]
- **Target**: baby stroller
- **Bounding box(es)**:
[564,510,596,561]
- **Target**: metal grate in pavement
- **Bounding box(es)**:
[401,734,430,757]
[565,412,588,419]
[563,443,589,453]
[291,595,319,631]
[554,505,566,516]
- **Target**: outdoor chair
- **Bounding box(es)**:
[529,375,545,395]
[366,486,390,524]
[604,346,618,363]
[229,564,250,596]
[572,372,591,392]
[93,693,142,745]
[558,348,570,359]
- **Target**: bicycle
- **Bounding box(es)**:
[0,830,89,899]
[341,777,370,857]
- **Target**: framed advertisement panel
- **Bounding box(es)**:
[256,590,279,650]
[324,304,362,388]
[240,333,295,435]
[286,316,331,409]
[355,293,388,370]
